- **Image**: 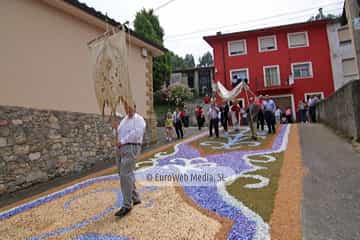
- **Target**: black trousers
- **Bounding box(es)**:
[197,117,205,130]
[264,111,276,133]
[209,118,219,137]
[286,115,293,123]
[257,110,265,131]
[309,106,316,122]
[222,115,228,132]
[174,121,183,139]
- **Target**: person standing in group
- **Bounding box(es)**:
[113,104,146,218]
[298,100,306,123]
[173,108,184,139]
[208,103,220,138]
[285,107,293,124]
[308,96,319,123]
[275,107,282,124]
[263,95,276,134]
[195,105,205,131]
[247,97,260,140]
[256,95,265,131]
[165,111,173,141]
[240,105,248,126]
[227,101,233,128]
[223,102,229,134]
[231,101,241,131]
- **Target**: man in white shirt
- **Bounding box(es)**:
[208,103,220,138]
[114,104,146,218]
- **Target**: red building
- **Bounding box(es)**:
[204,20,335,120]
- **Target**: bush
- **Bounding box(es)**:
[168,84,193,106]
[154,84,193,107]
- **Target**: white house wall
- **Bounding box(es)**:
[327,23,359,90]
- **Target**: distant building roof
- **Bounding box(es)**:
[204,19,330,43]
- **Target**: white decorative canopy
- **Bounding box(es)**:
[215,81,253,101]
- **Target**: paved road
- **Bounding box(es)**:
[300,124,360,240]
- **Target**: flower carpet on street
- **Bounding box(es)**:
[0,124,304,240]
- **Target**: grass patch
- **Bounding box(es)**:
[226,152,284,222]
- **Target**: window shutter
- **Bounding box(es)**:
[338,28,351,43]
[260,37,275,50]
[342,58,357,76]
[290,33,307,47]
[230,41,245,54]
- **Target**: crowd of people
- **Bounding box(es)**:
[163,94,320,142]
[110,94,320,218]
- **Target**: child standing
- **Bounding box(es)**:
[165,111,173,141]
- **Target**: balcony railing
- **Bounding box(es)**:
[255,77,293,92]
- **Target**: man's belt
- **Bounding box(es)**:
[124,143,141,146]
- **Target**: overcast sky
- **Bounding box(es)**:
[82,0,344,62]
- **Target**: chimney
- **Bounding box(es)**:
[216,31,222,36]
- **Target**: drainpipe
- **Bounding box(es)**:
[220,35,227,89]
[216,31,227,89]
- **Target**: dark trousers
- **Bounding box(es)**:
[197,117,204,130]
[257,110,265,131]
[174,121,183,139]
[286,115,293,123]
[209,118,219,137]
[264,111,276,133]
[300,109,307,123]
[222,115,228,132]
[309,106,316,122]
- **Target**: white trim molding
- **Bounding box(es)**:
[263,65,281,87]
[304,92,324,101]
[228,39,247,56]
[230,68,250,84]
[287,31,309,48]
[291,61,313,79]
[258,35,278,52]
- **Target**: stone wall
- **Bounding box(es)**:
[316,79,360,141]
[0,105,153,195]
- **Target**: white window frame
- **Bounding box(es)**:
[304,92,324,101]
[258,35,278,52]
[230,68,250,84]
[228,39,247,56]
[291,61,313,79]
[263,65,281,87]
[287,31,309,48]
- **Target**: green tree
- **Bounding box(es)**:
[134,9,164,45]
[184,54,195,69]
[198,51,213,67]
[169,52,186,71]
[134,9,170,91]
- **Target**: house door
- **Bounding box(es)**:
[199,69,211,96]
[271,95,295,120]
